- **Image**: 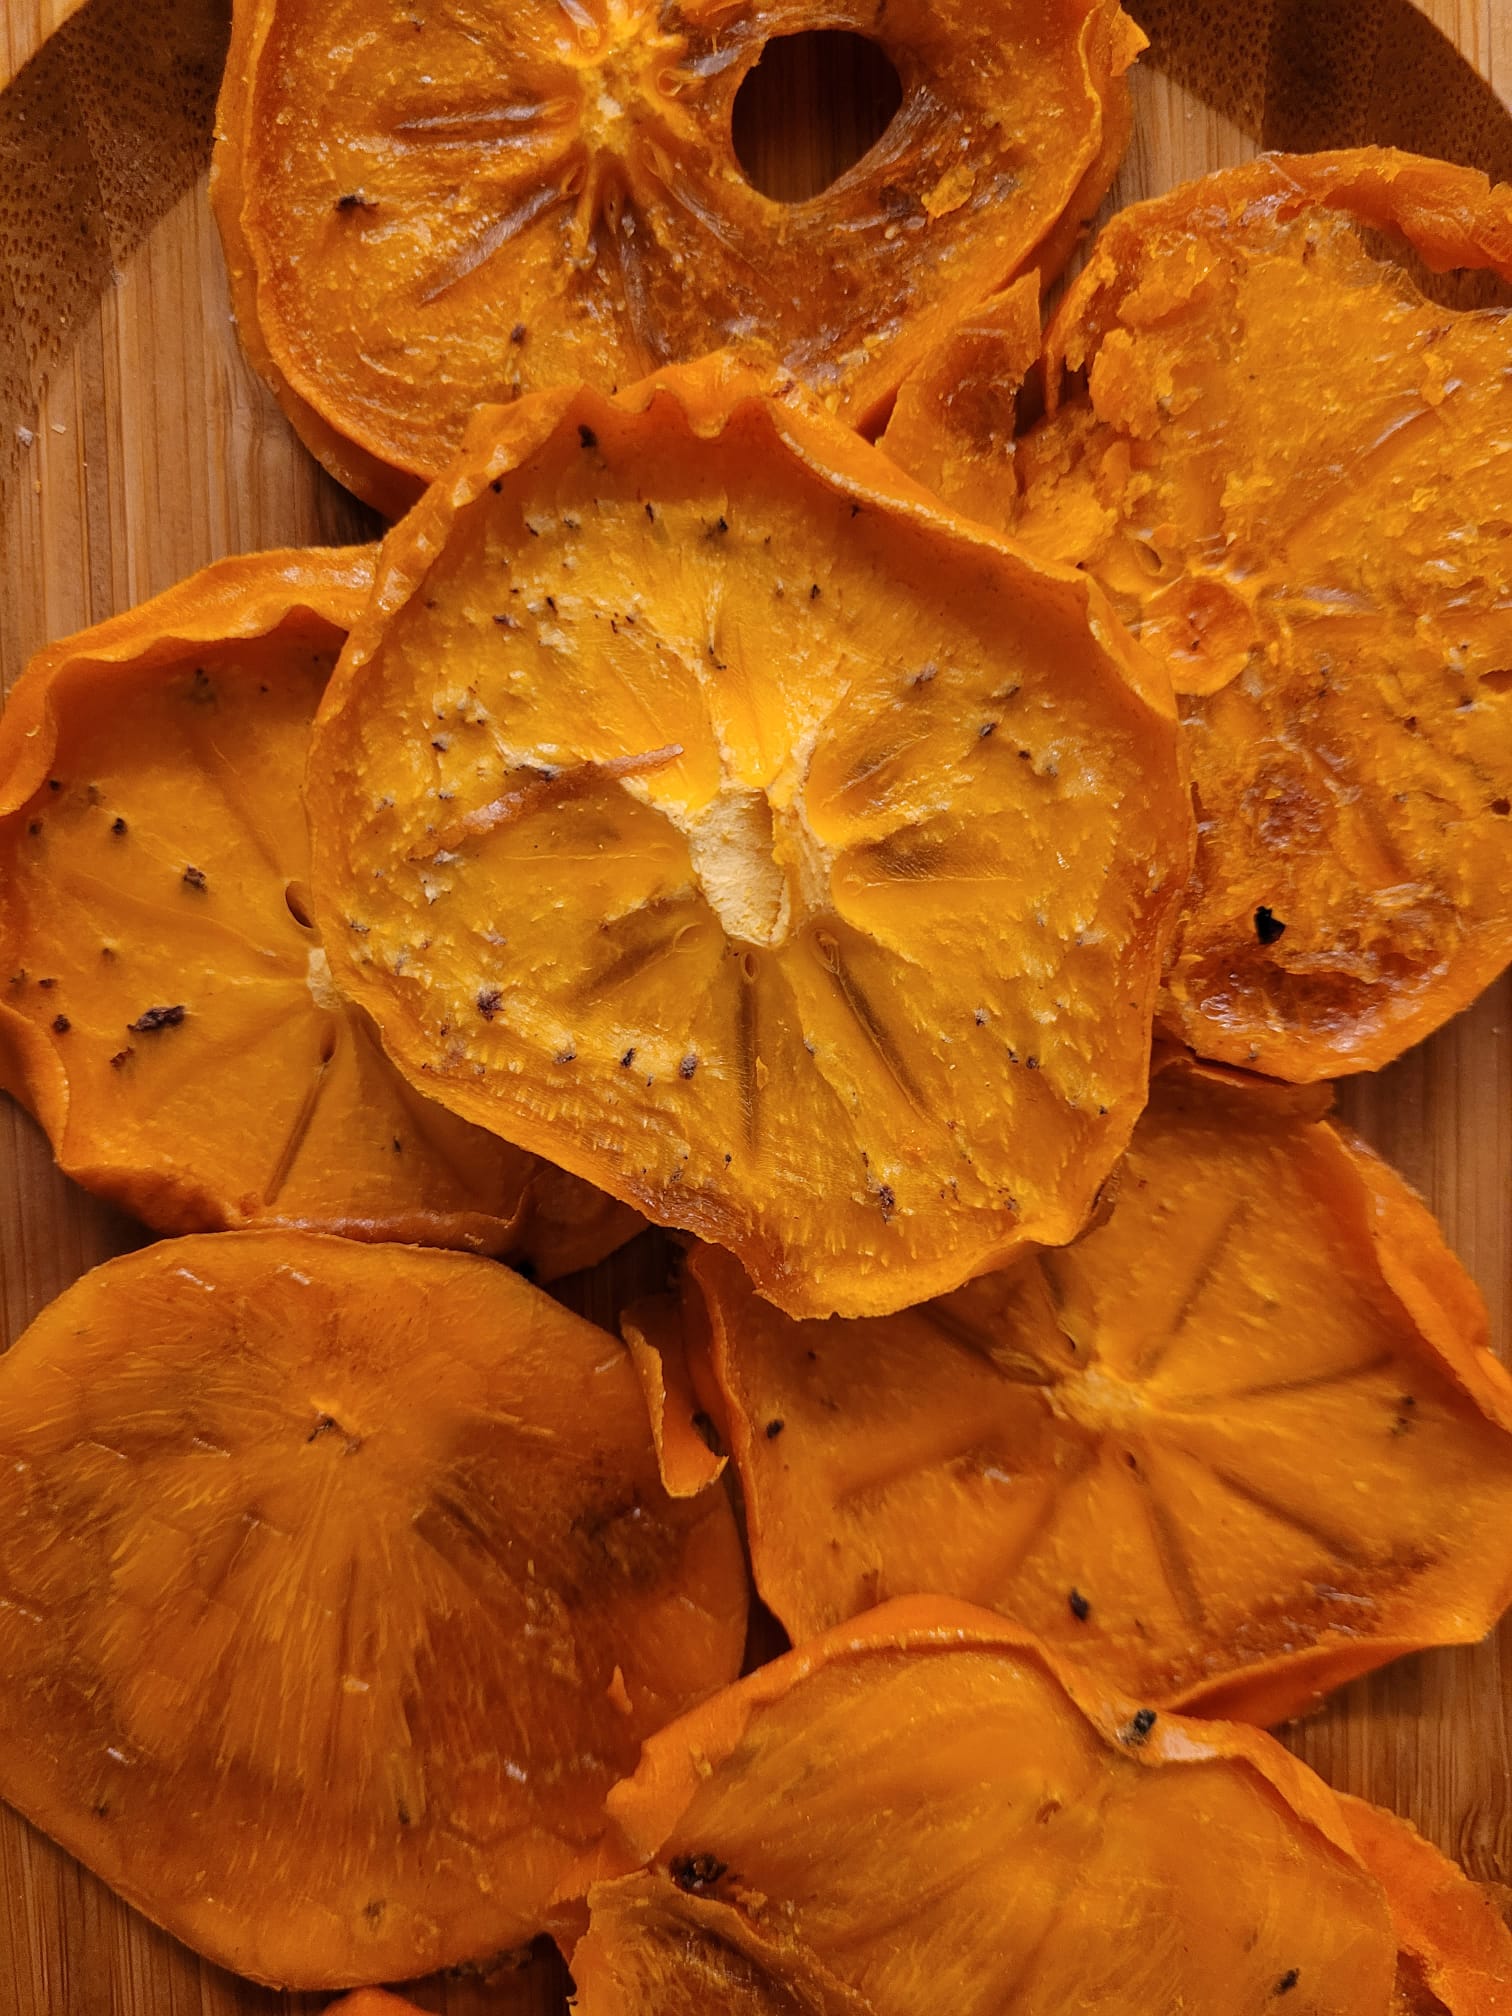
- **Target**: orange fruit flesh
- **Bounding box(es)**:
[214,0,1142,509]
[0,1231,748,1987]
[0,551,638,1274]
[307,362,1190,1320]
[680,1057,1512,1722]
[1344,1797,1512,2016]
[882,149,1512,1080]
[572,1601,1399,2014]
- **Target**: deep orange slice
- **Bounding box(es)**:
[0,549,638,1274]
[671,1054,1512,1722]
[882,149,1512,1080]
[326,1997,427,2016]
[1345,1799,1512,2015]
[211,0,1143,513]
[569,1598,1399,2013]
[0,1232,748,1986]
[305,359,1190,1320]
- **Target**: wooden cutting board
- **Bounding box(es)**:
[1,3,1510,2010]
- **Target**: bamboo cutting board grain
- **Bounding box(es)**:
[2,2,1511,2009]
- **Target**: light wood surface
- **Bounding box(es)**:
[1,2,1510,2010]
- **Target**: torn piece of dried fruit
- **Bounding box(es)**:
[1343,1798,1512,2016]
[0,549,639,1276]
[0,1232,747,1987]
[306,360,1191,1321]
[681,1053,1512,1723]
[569,1598,1398,2013]
[882,148,1512,1080]
[211,0,1143,512]
[624,1293,727,1500]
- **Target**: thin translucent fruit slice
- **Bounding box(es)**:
[670,1052,1512,1723]
[1344,1799,1512,2016]
[882,148,1512,1080]
[306,356,1191,1321]
[212,0,1142,512]
[567,1597,1399,2015]
[0,1231,748,1987]
[0,548,638,1277]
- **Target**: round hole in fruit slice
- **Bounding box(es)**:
[305,360,1191,1320]
[882,149,1512,1080]
[211,0,1143,511]
[675,1053,1512,1723]
[568,1599,1399,2015]
[0,1231,748,1987]
[0,547,639,1277]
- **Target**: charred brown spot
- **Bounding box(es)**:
[1119,1707,1158,1746]
[670,1853,727,1894]
[878,1185,896,1221]
[110,817,127,837]
[128,1004,186,1034]
[477,987,503,1021]
[510,323,527,345]
[1275,1970,1299,1996]
[765,1419,785,1439]
[679,1055,699,1079]
[51,1014,71,1034]
[182,865,207,892]
[578,424,598,449]
[109,1047,134,1069]
[1069,1588,1090,1622]
[335,190,377,212]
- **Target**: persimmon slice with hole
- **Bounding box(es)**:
[211,0,1143,513]
[1343,1799,1512,2015]
[0,550,638,1275]
[676,1054,1512,1722]
[882,149,1512,1079]
[569,1598,1398,2014]
[305,361,1190,1321]
[0,1232,747,1987]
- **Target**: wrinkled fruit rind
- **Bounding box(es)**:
[675,1051,1512,1722]
[212,0,1143,512]
[0,547,638,1276]
[0,1230,748,1986]
[569,1597,1399,2014]
[306,357,1191,1319]
[882,147,1512,1081]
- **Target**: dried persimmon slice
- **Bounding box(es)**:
[0,1232,748,1987]
[211,0,1143,513]
[568,1598,1399,2013]
[0,549,638,1275]
[305,360,1191,1321]
[674,1054,1512,1723]
[882,149,1512,1080]
[1343,1799,1512,2015]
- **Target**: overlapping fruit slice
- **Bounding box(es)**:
[882,148,1512,1079]
[569,1599,1399,2013]
[305,360,1190,1320]
[212,0,1142,513]
[0,549,638,1273]
[672,1054,1512,1722]
[0,1232,748,1986]
[1345,1799,1512,2014]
